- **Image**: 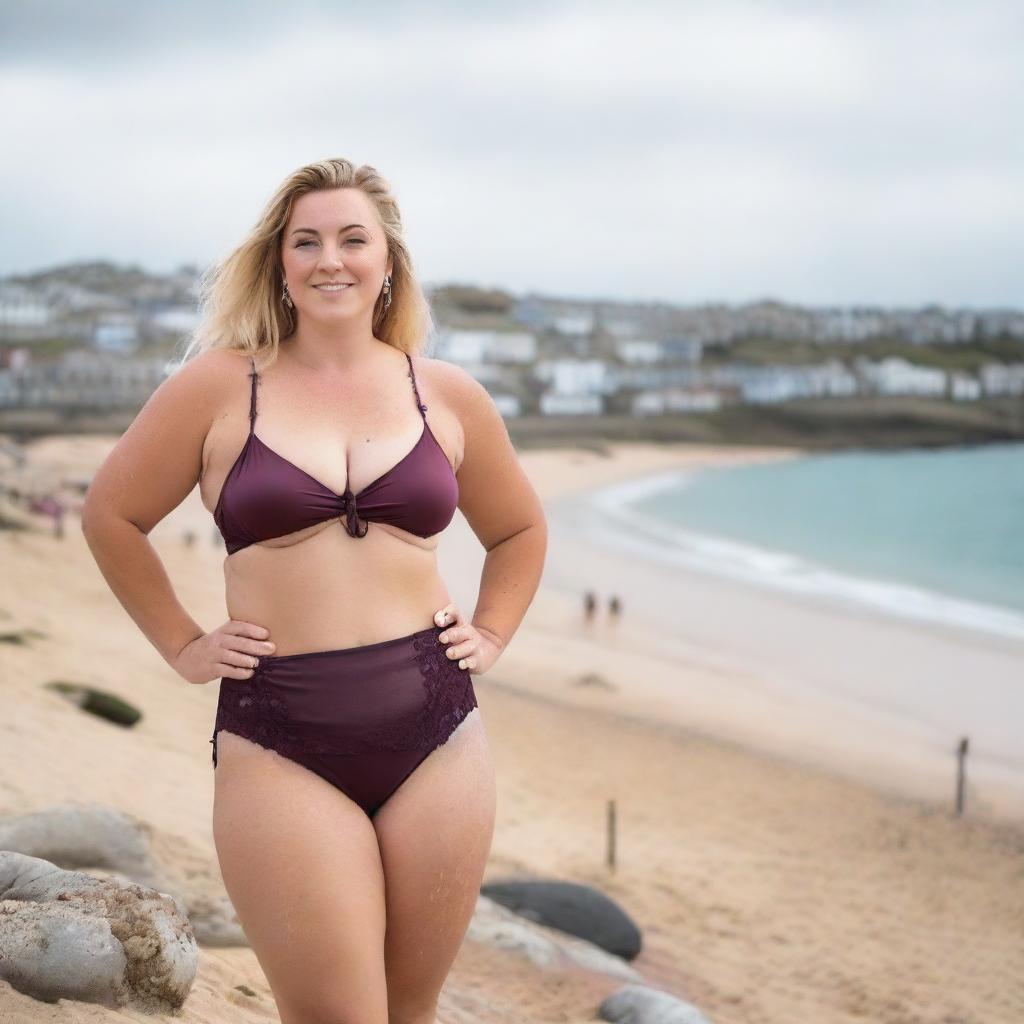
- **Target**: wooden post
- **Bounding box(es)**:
[955,736,969,817]
[606,798,617,872]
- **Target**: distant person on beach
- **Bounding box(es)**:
[80,157,548,1023]
[583,589,597,625]
[608,594,622,624]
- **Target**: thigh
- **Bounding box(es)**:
[212,730,389,1023]
[372,708,496,1013]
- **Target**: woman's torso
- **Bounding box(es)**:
[198,342,462,656]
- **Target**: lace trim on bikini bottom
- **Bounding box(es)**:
[209,627,478,767]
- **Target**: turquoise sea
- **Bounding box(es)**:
[582,441,1024,640]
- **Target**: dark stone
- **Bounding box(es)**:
[481,878,642,960]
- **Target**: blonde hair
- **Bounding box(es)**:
[179,158,434,368]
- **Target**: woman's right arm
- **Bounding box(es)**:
[80,349,273,683]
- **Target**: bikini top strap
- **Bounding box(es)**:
[404,351,428,420]
[247,356,258,432]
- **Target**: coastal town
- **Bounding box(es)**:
[1,263,1022,419]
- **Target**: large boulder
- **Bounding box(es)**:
[0,851,198,1011]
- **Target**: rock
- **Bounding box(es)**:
[599,983,714,1024]
[0,805,252,948]
[44,681,143,726]
[0,628,47,646]
[184,890,249,947]
[481,878,642,959]
[0,805,158,887]
[466,894,640,981]
[0,851,197,1011]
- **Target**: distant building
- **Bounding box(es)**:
[0,282,57,342]
[151,306,201,334]
[615,339,662,365]
[739,361,858,403]
[0,349,166,408]
[539,392,603,415]
[632,388,722,415]
[552,310,594,336]
[535,358,610,396]
[855,357,947,397]
[979,362,1024,396]
[659,337,703,363]
[949,372,982,401]
[435,328,537,364]
[93,314,139,354]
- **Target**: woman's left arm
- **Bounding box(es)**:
[434,361,548,666]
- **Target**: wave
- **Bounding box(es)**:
[573,468,1024,642]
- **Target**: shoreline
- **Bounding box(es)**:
[495,440,1024,826]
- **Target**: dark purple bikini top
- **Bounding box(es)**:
[213,352,459,554]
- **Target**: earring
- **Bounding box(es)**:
[281,275,294,311]
[382,274,392,312]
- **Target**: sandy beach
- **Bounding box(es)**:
[2,433,1022,1023]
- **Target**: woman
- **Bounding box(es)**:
[81,157,548,1023]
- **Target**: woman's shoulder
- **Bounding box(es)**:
[411,354,508,435]
[170,347,257,396]
[411,353,495,408]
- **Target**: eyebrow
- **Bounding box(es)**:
[290,224,367,236]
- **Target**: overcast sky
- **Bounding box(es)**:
[2,0,1021,309]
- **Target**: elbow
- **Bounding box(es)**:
[80,488,110,538]
[79,496,99,538]
[535,514,549,562]
[80,495,135,540]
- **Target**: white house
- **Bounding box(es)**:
[979,362,1024,396]
[615,339,663,365]
[856,357,947,397]
[537,358,610,397]
[434,328,537,364]
[949,372,982,401]
[540,392,603,415]
[0,282,57,342]
[434,329,488,363]
[152,307,202,334]
[632,388,722,415]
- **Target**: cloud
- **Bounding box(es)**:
[1,0,1021,305]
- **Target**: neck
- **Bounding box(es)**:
[282,321,382,373]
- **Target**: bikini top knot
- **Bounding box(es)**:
[341,488,369,538]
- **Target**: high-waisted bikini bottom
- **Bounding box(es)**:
[210,623,479,819]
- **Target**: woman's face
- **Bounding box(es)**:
[280,187,393,326]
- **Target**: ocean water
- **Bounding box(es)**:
[582,441,1024,640]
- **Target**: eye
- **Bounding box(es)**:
[296,238,366,248]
